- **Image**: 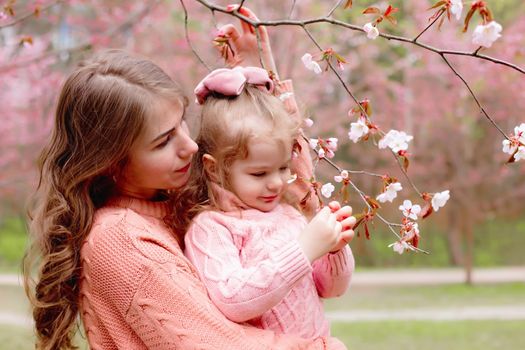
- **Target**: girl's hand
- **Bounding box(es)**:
[328,201,356,253]
[216,5,278,78]
[298,206,342,262]
[328,202,356,253]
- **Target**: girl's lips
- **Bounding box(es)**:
[261,195,278,202]
[175,163,191,173]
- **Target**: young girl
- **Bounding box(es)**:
[23,51,348,350]
[172,66,355,341]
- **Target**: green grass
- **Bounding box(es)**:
[325,282,525,311]
[331,320,525,350]
[0,217,27,272]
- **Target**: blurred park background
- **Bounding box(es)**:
[1,0,524,349]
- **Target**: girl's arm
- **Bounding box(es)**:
[312,246,355,298]
[184,215,312,323]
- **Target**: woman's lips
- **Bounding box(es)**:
[175,163,191,173]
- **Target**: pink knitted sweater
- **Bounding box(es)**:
[79,196,347,349]
[184,187,354,339]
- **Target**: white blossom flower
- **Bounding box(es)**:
[472,21,502,48]
[301,53,322,74]
[378,130,413,153]
[363,23,379,40]
[304,118,314,128]
[388,241,410,255]
[326,138,338,151]
[399,200,421,220]
[376,182,403,203]
[502,139,517,155]
[514,123,525,143]
[326,149,335,158]
[514,146,525,161]
[348,119,369,143]
[450,0,463,21]
[309,138,319,149]
[287,173,298,184]
[321,183,335,198]
[431,190,450,211]
[334,170,349,183]
[317,148,326,158]
[279,92,293,101]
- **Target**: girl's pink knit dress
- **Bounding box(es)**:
[184,185,354,340]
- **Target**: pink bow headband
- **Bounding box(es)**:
[194,66,274,105]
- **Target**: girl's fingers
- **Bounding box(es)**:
[328,201,341,213]
[339,229,355,244]
[335,205,353,221]
[340,216,357,231]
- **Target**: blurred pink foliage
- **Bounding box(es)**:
[1,0,524,262]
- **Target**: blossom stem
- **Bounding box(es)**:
[181,0,212,72]
[413,8,445,43]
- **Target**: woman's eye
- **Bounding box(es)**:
[156,135,172,149]
[279,166,289,171]
[251,172,265,177]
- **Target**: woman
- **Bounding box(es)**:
[24,8,351,350]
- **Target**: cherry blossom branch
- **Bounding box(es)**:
[195,0,525,75]
[301,26,424,197]
[440,54,510,139]
[288,0,297,19]
[413,8,444,42]
[306,135,429,255]
[180,0,212,72]
[327,0,345,18]
[0,0,62,29]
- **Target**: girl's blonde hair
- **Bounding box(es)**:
[23,49,186,350]
[170,85,299,235]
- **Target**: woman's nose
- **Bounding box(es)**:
[176,129,198,158]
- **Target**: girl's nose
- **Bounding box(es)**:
[267,173,283,191]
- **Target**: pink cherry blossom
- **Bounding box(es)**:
[363,23,379,40]
[326,137,338,151]
[301,53,322,74]
[514,146,525,162]
[348,119,369,143]
[378,130,413,153]
[388,241,410,255]
[304,118,314,128]
[321,182,335,198]
[334,170,349,183]
[450,0,463,21]
[431,190,450,211]
[472,21,502,48]
[376,182,402,203]
[399,200,421,220]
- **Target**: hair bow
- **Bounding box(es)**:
[194,66,274,105]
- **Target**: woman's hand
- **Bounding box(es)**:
[216,5,278,78]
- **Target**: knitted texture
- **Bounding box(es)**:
[184,201,354,339]
[79,196,347,349]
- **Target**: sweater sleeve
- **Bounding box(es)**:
[312,245,354,298]
[127,260,346,350]
[276,79,319,218]
[184,215,313,323]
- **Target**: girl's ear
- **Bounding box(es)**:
[202,154,220,183]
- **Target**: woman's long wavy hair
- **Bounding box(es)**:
[169,86,300,235]
[23,50,186,350]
